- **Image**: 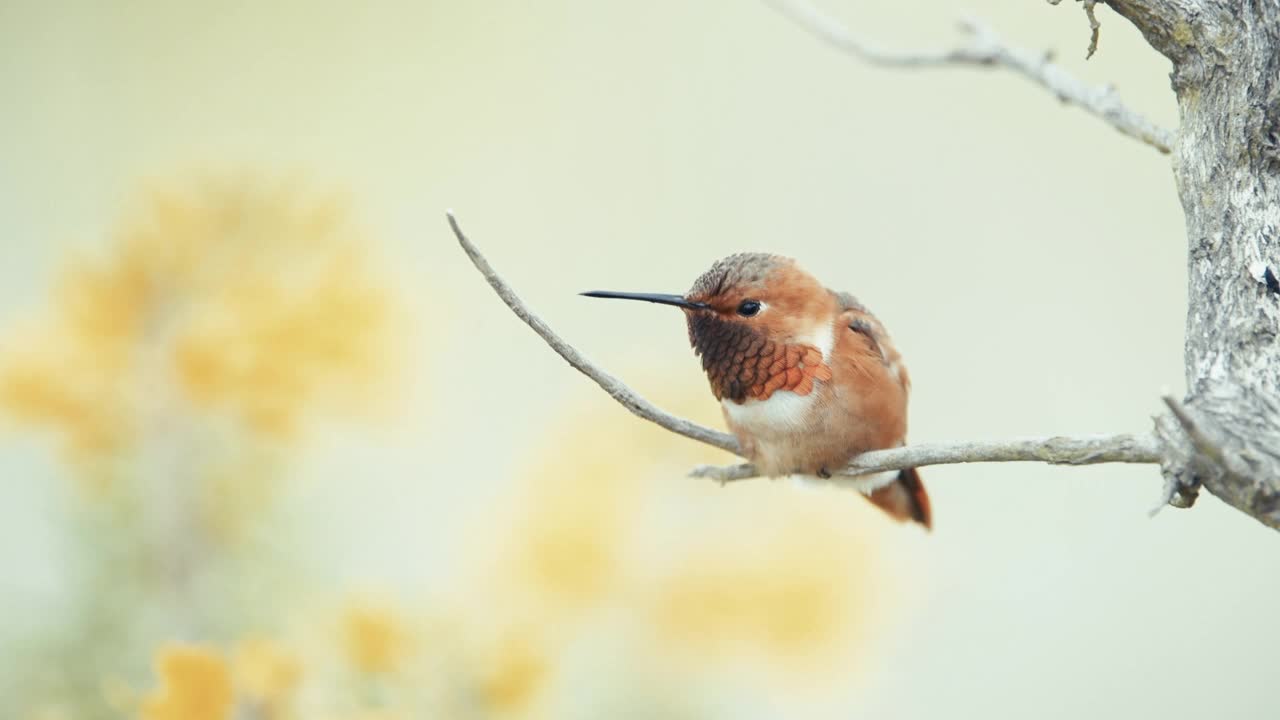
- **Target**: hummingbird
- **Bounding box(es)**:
[583,253,931,529]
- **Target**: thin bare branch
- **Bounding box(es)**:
[765,0,1174,154]
[448,211,741,455]
[692,433,1161,483]
[450,212,1164,489]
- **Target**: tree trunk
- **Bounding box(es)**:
[1109,0,1280,528]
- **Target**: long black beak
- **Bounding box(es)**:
[580,290,710,311]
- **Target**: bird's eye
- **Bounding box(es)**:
[737,300,762,317]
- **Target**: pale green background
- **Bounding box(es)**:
[1,1,1275,718]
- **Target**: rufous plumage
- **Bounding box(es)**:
[584,253,930,528]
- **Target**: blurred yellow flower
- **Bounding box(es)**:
[0,176,402,471]
[505,456,633,613]
[646,487,888,680]
[0,175,410,717]
[342,599,412,675]
[139,645,233,720]
[476,629,549,715]
[0,311,131,463]
[481,374,894,692]
[488,384,726,619]
[233,637,300,714]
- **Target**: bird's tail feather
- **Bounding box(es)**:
[865,468,932,530]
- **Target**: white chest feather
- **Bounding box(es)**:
[722,389,816,437]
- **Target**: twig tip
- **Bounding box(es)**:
[446,211,467,244]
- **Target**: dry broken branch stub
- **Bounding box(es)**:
[1083,0,1101,59]
[765,0,1173,153]
[1047,0,1102,59]
[449,213,1164,491]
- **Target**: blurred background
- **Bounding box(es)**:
[2,1,1277,718]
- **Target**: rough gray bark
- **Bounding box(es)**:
[1103,0,1280,528]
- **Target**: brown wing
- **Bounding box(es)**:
[828,288,909,393]
[830,290,928,528]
